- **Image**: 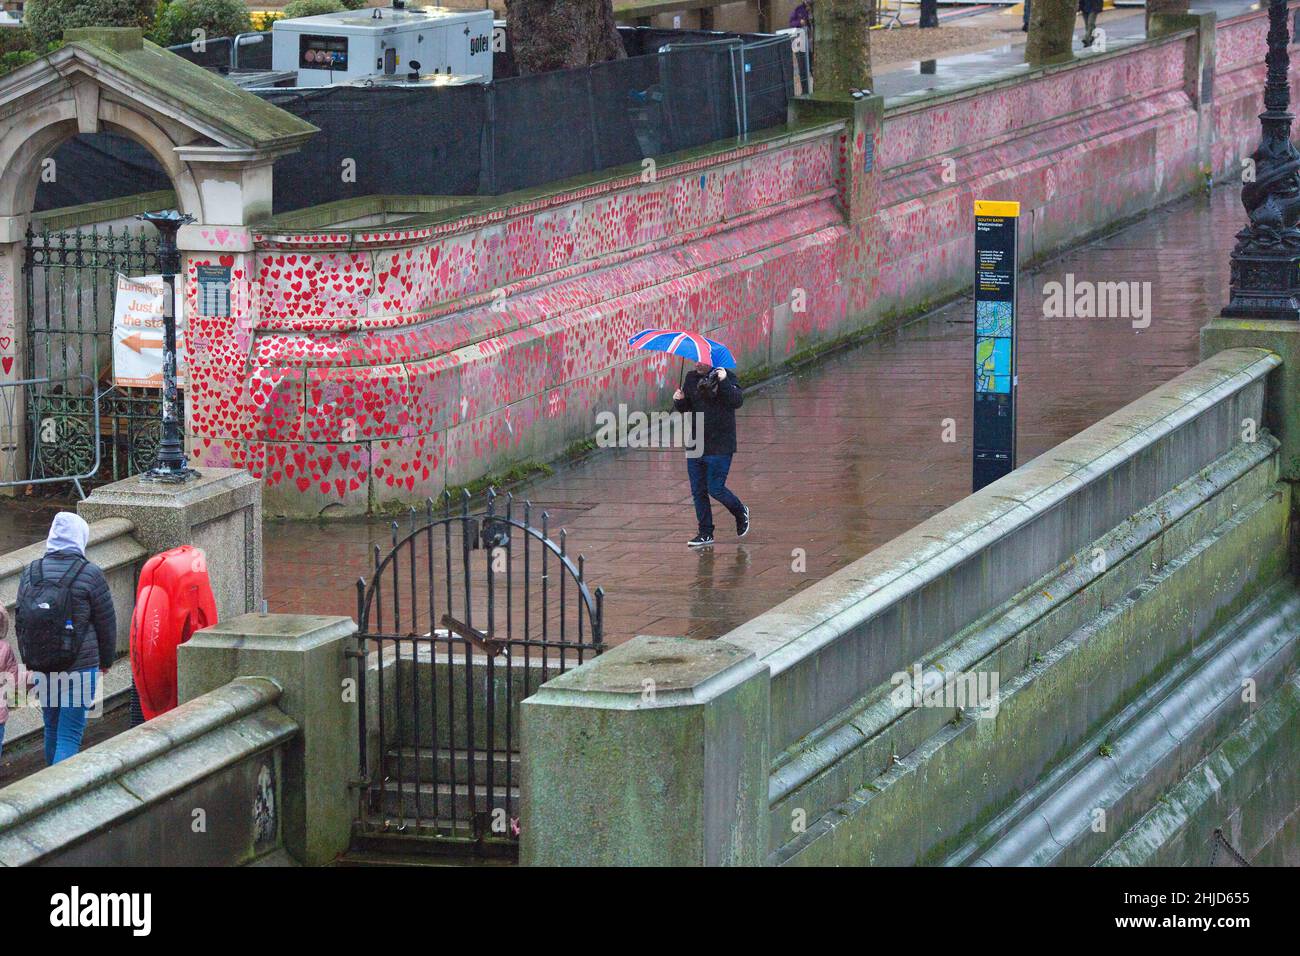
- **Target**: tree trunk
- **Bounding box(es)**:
[1025,0,1076,64]
[1146,0,1190,36]
[813,0,873,97]
[506,0,625,75]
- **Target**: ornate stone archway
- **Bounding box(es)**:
[0,28,315,485]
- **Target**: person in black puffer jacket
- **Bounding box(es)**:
[18,512,116,765]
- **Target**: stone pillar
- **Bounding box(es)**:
[520,635,771,866]
[78,467,262,620]
[1202,322,1300,479]
[1151,11,1217,175]
[171,159,274,475]
[177,613,359,867]
[793,94,882,332]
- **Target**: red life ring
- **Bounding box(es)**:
[129,545,218,721]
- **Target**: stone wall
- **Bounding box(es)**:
[0,677,295,866]
[520,348,1300,865]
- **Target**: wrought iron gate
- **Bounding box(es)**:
[23,224,178,487]
[353,490,604,857]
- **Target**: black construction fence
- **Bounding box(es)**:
[34,28,792,215]
[163,32,276,72]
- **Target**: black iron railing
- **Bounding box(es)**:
[23,225,177,487]
[353,489,604,855]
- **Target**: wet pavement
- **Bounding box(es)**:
[0,187,1246,643]
[259,185,1243,643]
[873,0,1259,101]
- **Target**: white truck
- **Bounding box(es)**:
[271,5,494,87]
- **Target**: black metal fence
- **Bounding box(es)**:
[23,225,173,487]
[353,489,604,856]
[260,31,792,211]
[164,32,274,71]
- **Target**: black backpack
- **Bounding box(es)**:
[16,556,87,672]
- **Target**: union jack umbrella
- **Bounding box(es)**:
[627,328,737,369]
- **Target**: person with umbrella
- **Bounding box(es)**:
[629,328,751,548]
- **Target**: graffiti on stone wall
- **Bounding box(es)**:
[185,140,844,514]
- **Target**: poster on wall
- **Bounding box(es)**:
[972,199,1019,493]
[111,274,186,389]
[196,264,232,318]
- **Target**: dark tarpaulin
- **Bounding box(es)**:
[485,53,660,194]
[741,38,795,132]
[34,133,171,212]
[259,37,790,206]
[589,53,661,170]
[260,85,487,213]
[660,44,742,150]
[486,66,598,194]
[167,36,232,70]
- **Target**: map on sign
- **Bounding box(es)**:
[112,274,186,389]
[975,301,1012,394]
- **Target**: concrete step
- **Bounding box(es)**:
[344,827,518,865]
[334,848,516,867]
[373,778,519,821]
[382,746,517,786]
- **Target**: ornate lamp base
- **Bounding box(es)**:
[1222,250,1300,320]
[139,463,200,484]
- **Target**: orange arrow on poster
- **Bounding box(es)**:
[121,333,164,354]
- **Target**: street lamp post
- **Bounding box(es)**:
[136,209,198,482]
[1223,0,1300,320]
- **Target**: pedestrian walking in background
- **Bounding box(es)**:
[673,361,751,548]
[1079,0,1102,47]
[15,512,116,765]
[789,0,814,75]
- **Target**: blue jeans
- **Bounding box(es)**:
[0,721,6,758]
[37,667,98,766]
[687,454,745,536]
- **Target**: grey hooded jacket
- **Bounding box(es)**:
[17,513,116,672]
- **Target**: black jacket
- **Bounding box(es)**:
[674,370,744,456]
[18,549,116,672]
